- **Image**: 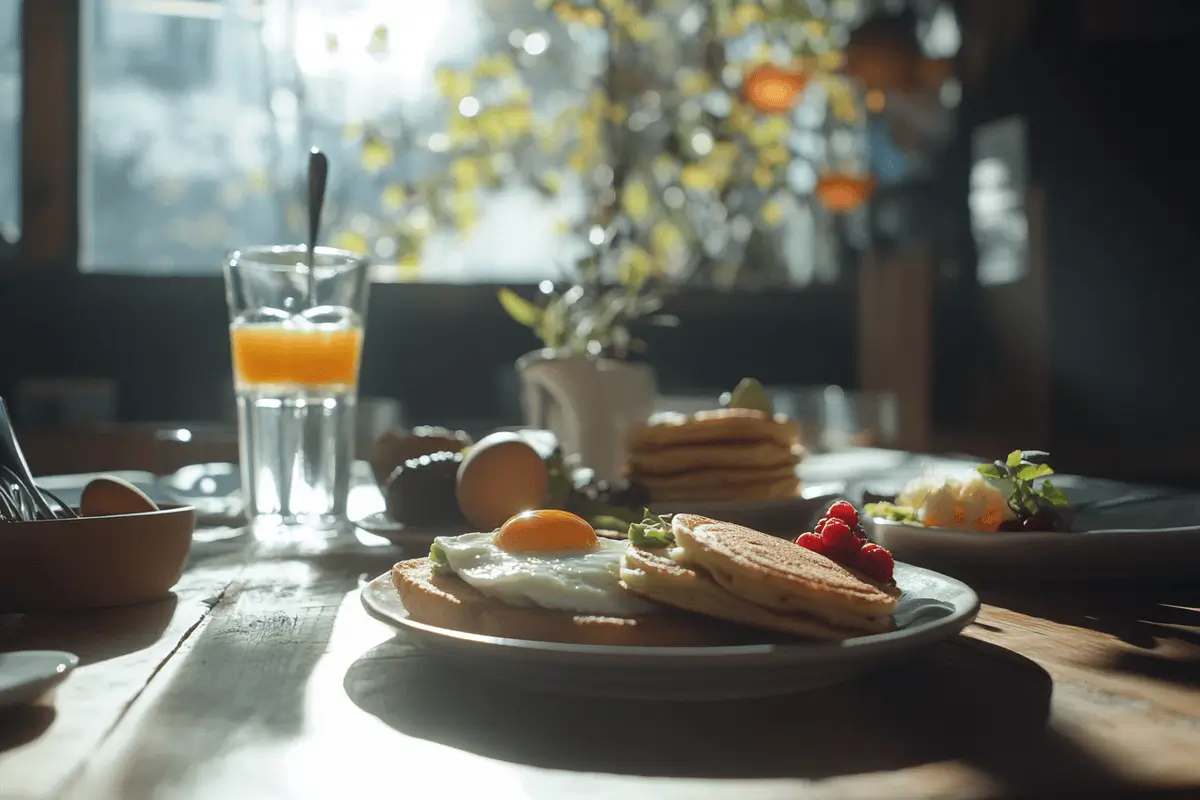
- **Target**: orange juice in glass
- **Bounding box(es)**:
[224,246,370,533]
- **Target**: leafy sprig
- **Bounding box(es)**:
[497,223,678,360]
[628,509,674,548]
[977,449,1071,519]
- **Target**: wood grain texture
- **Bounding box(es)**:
[2,497,1198,799]
[48,549,1200,800]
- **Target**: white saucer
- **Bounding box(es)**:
[0,651,79,708]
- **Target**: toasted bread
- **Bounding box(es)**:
[670,515,899,632]
[620,546,866,640]
[391,558,736,647]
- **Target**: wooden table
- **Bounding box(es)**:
[1,524,1199,799]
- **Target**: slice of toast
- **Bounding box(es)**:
[391,558,736,647]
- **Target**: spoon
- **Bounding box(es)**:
[305,147,329,306]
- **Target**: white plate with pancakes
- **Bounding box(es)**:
[361,559,979,701]
[656,481,844,535]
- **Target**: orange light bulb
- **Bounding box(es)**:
[743,64,809,115]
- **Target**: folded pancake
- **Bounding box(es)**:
[620,514,899,639]
[392,558,736,646]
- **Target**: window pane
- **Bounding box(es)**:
[80,0,958,284]
[0,0,19,254]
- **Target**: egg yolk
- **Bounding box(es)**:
[495,509,599,552]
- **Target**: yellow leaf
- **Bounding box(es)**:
[286,204,306,233]
[621,179,651,222]
[733,4,764,26]
[434,67,473,100]
[760,199,785,226]
[650,220,683,256]
[749,117,790,147]
[498,288,543,327]
[474,53,516,78]
[681,164,717,191]
[760,144,791,166]
[816,51,845,73]
[333,231,369,255]
[580,8,605,27]
[245,171,271,195]
[753,165,774,189]
[448,116,479,147]
[617,246,655,289]
[677,69,713,97]
[361,136,394,173]
[606,104,629,124]
[543,171,563,194]
[382,183,407,210]
[567,149,589,174]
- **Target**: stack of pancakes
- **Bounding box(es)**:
[624,408,804,503]
[621,514,900,638]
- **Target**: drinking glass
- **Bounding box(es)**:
[224,245,370,536]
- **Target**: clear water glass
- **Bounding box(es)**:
[223,245,370,537]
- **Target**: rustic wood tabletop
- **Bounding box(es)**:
[1,467,1198,799]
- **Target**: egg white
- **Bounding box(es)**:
[433,531,656,616]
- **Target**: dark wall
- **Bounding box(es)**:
[0,272,857,427]
[950,0,1200,451]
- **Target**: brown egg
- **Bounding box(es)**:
[79,476,160,517]
[456,431,550,531]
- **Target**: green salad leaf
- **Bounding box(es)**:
[865,502,921,524]
[628,509,675,548]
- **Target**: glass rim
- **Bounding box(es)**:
[227,244,368,272]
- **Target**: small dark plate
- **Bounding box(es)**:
[351,510,473,547]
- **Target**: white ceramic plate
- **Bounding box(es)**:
[656,481,845,535]
[866,518,1200,582]
[0,650,78,708]
[360,563,979,700]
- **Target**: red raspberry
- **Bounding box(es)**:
[814,518,830,535]
[795,532,825,554]
[826,500,859,527]
[852,523,868,540]
[857,543,894,583]
[819,518,861,563]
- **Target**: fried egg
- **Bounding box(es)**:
[433,509,655,616]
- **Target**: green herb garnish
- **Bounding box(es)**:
[977,449,1071,524]
[865,502,921,524]
[429,541,450,569]
[628,508,675,548]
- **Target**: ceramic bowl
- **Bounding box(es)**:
[0,504,196,611]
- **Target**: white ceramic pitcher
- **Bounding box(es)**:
[516,349,656,483]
